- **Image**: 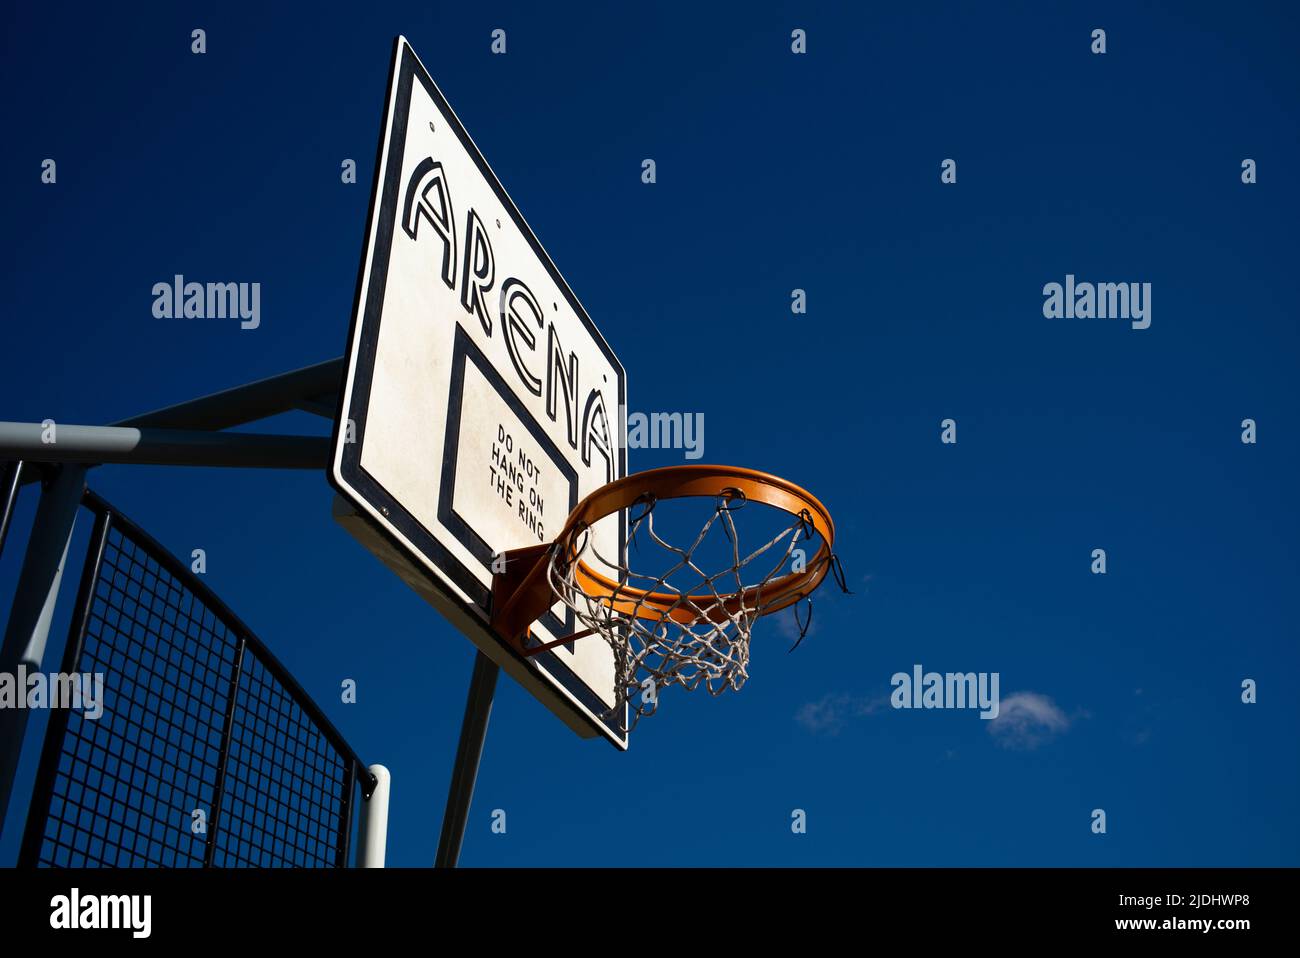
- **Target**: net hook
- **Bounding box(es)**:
[789,595,814,652]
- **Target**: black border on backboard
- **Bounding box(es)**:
[329,37,628,747]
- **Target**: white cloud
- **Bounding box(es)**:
[795,692,887,734]
[986,691,1070,749]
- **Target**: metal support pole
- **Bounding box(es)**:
[0,463,86,839]
[356,764,392,867]
[0,461,23,560]
[435,651,499,868]
[114,357,344,431]
[0,422,328,470]
[16,502,109,867]
[7,359,343,493]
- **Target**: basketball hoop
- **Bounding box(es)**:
[491,465,846,733]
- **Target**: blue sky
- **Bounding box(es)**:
[2,1,1298,866]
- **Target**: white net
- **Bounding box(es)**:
[547,488,841,732]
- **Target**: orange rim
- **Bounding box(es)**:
[553,465,835,624]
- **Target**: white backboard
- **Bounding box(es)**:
[331,37,628,748]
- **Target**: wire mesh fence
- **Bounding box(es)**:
[18,490,371,867]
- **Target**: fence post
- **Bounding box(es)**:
[356,764,391,867]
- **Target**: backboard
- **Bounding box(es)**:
[330,37,628,748]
